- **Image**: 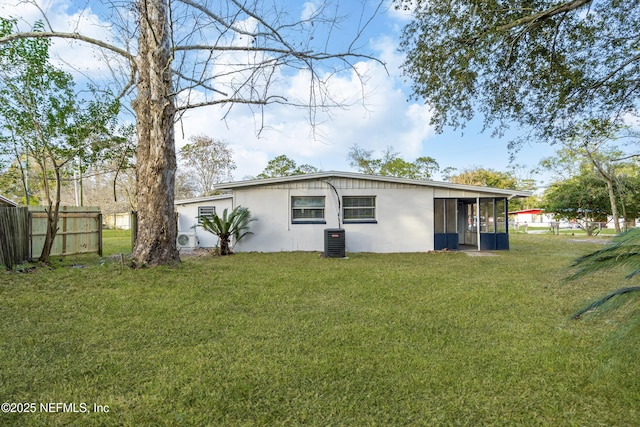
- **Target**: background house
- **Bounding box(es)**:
[508,208,557,229]
[174,171,531,253]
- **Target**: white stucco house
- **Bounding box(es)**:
[174,171,531,253]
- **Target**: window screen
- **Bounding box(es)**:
[496,199,507,233]
[343,196,376,222]
[445,199,457,233]
[434,199,445,233]
[434,198,457,233]
[480,199,495,233]
[292,196,325,222]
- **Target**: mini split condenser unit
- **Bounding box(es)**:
[176,232,198,249]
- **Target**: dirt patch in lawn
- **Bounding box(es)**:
[464,251,498,257]
[179,248,217,258]
[567,237,612,244]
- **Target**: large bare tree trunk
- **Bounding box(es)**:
[131,0,179,266]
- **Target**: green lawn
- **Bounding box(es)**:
[1,233,639,425]
[101,228,133,256]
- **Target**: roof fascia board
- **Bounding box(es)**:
[0,195,18,207]
[175,193,233,206]
[215,171,532,198]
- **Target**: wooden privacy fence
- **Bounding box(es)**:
[30,206,102,259]
[0,206,29,269]
[1,206,103,268]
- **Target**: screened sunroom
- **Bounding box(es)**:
[434,197,509,251]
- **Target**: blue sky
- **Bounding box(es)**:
[1,0,558,187]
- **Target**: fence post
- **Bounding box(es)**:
[98,213,103,257]
[28,210,33,260]
[131,211,138,251]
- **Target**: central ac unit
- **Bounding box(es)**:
[324,228,345,258]
[176,232,198,249]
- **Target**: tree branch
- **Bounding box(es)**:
[0,31,135,63]
[494,0,592,32]
[590,52,640,90]
[176,0,263,39]
[175,96,286,112]
[612,153,640,162]
[173,44,380,63]
[172,69,228,96]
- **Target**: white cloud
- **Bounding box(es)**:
[621,112,640,130]
[1,0,123,80]
[371,35,405,77]
[301,2,320,21]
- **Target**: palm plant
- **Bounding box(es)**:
[195,206,256,255]
[567,228,640,318]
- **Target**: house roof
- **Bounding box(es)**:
[175,192,233,205]
[0,194,18,207]
[215,171,533,199]
[509,209,544,215]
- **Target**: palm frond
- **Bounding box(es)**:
[628,269,640,279]
[228,207,256,246]
[566,228,640,281]
[195,214,225,237]
[567,228,640,319]
[573,286,640,319]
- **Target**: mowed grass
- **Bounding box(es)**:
[101,228,134,256]
[1,232,639,426]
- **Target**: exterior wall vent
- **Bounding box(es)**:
[324,228,345,258]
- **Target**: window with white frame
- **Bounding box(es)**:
[197,206,216,224]
[343,196,376,223]
[292,196,325,223]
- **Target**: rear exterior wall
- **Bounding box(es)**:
[232,178,435,253]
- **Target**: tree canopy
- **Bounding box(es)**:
[542,172,611,234]
[448,167,518,189]
[347,144,439,179]
[447,165,538,210]
[256,155,319,179]
[396,0,640,147]
[178,135,236,196]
